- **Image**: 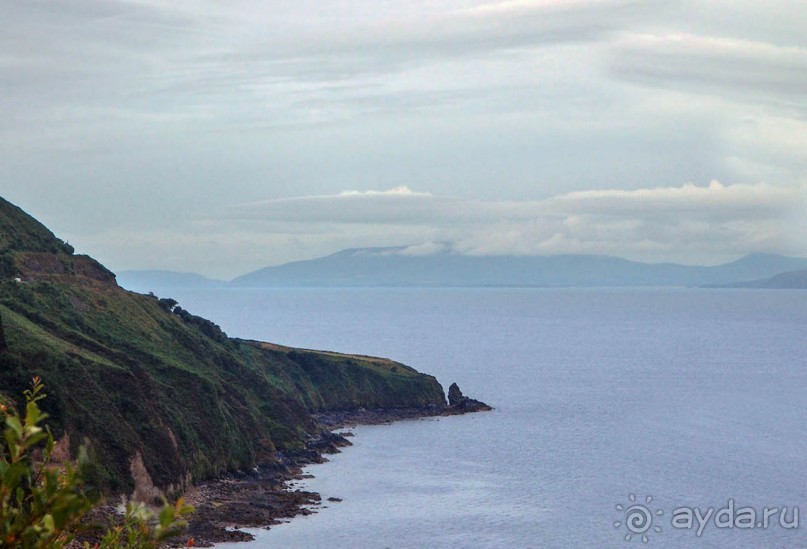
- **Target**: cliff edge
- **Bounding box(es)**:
[0,197,456,499]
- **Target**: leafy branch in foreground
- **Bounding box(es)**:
[0,376,90,547]
[0,377,194,548]
[90,498,195,549]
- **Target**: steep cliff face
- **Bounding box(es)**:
[0,197,446,497]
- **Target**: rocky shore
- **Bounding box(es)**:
[178,387,491,546]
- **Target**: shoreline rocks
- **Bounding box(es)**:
[181,395,492,546]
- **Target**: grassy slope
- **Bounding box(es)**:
[0,198,75,255]
[0,197,445,495]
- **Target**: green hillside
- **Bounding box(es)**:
[0,197,445,497]
[0,198,76,256]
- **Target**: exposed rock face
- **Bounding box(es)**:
[448,382,464,406]
[451,396,493,413]
[446,382,492,414]
[306,430,353,454]
[72,255,117,285]
[13,252,117,285]
[130,451,164,503]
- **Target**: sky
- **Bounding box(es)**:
[1,0,806,279]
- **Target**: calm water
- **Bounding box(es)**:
[162,288,807,548]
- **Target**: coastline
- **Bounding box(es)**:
[180,400,492,546]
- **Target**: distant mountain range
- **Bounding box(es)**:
[118,247,807,292]
[116,270,226,293]
[713,269,807,289]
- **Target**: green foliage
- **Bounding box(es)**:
[156,298,177,312]
[0,198,72,255]
[282,350,444,411]
[0,273,445,492]
[172,306,229,345]
[88,498,194,549]
[0,254,15,278]
[0,199,443,495]
[0,378,194,548]
[0,195,446,496]
[0,376,91,548]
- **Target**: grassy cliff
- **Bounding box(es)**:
[0,197,446,497]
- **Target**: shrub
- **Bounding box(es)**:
[0,254,15,278]
[157,298,178,313]
[0,377,194,548]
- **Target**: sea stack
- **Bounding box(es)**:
[447,382,492,413]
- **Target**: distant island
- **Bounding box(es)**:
[118,246,807,293]
[116,269,227,290]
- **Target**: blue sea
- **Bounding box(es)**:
[162,288,807,548]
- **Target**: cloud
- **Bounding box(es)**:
[0,0,679,149]
[337,186,429,197]
[604,31,807,183]
[453,182,805,262]
[550,180,791,218]
[5,0,807,279]
[72,181,807,279]
[609,33,807,111]
[231,187,450,225]
[392,241,453,256]
[196,0,666,81]
[234,181,797,224]
[227,182,806,266]
[665,0,807,48]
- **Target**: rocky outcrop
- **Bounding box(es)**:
[446,382,492,414]
[306,430,353,454]
[447,382,464,406]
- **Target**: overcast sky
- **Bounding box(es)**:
[2,0,806,278]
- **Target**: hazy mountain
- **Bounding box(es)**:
[117,269,226,293]
[230,248,807,288]
[717,269,807,289]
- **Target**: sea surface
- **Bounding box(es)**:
[162,288,807,548]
